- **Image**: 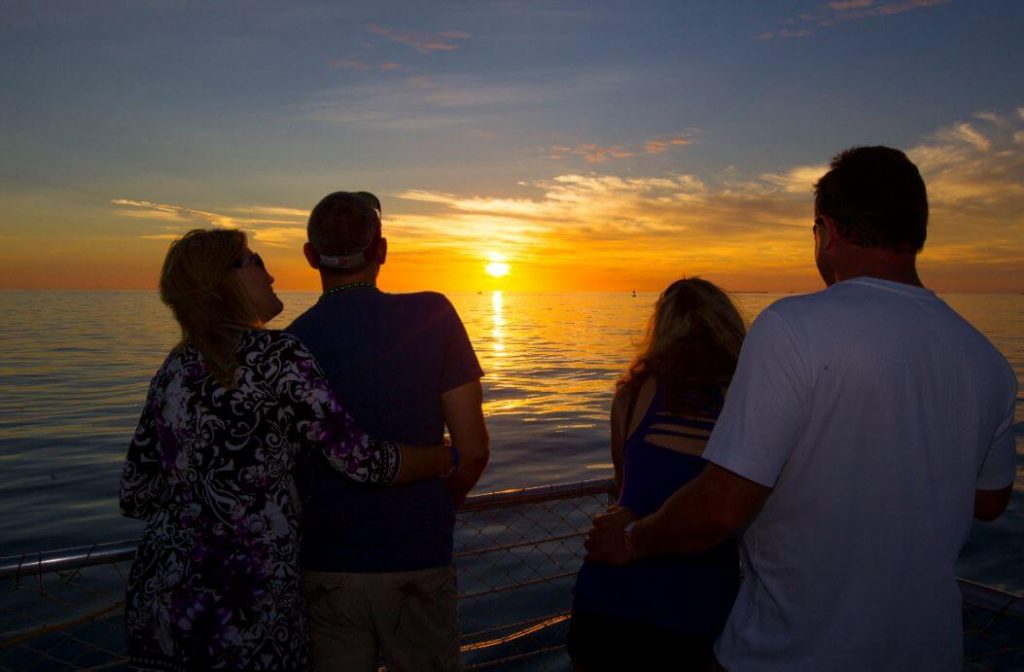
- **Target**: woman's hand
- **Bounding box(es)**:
[441,437,460,478]
[393,440,457,484]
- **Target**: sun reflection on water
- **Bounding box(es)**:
[491,290,505,355]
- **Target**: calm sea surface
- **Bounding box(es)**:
[0,290,1021,593]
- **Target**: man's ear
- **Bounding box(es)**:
[302,242,320,269]
[818,217,838,249]
[377,238,387,266]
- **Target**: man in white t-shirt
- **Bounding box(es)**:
[585,146,1017,671]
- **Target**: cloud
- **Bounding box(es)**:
[934,122,991,153]
[383,105,1024,289]
[973,111,1004,127]
[368,25,470,54]
[759,165,830,194]
[109,105,1024,292]
[825,0,950,20]
[902,111,1024,280]
[547,132,698,163]
[643,135,694,154]
[910,113,1024,209]
[328,59,405,72]
[760,0,950,39]
[389,170,809,276]
[111,199,307,247]
[829,0,874,10]
[758,28,814,40]
[111,199,237,227]
[234,205,310,218]
[548,143,636,163]
[302,72,604,130]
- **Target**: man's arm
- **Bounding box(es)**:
[974,485,1012,522]
[586,463,770,564]
[609,393,627,494]
[442,379,489,507]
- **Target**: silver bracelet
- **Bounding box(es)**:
[623,521,637,560]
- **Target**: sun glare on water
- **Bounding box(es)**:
[485,253,510,278]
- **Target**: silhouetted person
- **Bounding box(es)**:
[288,191,488,672]
[586,147,1016,671]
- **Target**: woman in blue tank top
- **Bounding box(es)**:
[568,278,747,671]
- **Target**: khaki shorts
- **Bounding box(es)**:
[301,565,462,672]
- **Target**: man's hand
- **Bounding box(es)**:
[584,506,637,565]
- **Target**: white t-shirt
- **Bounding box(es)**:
[704,277,1017,672]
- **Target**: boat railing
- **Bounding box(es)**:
[0,479,618,671]
[2,478,1023,671]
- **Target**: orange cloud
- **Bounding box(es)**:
[328,59,405,72]
[760,0,950,39]
[111,199,307,247]
[547,132,698,163]
[382,109,1024,293]
[32,106,1017,294]
[829,0,873,10]
[368,25,470,54]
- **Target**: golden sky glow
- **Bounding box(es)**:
[3,108,1023,294]
[2,4,1023,294]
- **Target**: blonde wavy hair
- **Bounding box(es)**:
[159,229,258,387]
[619,278,746,412]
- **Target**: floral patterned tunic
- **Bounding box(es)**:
[120,330,400,671]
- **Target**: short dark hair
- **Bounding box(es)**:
[307,191,382,273]
[814,146,927,252]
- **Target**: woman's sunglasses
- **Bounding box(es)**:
[233,252,265,270]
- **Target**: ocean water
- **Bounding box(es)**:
[0,289,1021,594]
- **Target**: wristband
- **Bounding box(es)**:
[444,443,460,478]
[623,521,638,561]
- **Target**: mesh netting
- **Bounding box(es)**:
[0,481,614,672]
[3,480,1023,672]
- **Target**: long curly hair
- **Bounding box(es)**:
[618,278,746,412]
[159,229,258,387]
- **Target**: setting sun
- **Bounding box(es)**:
[485,253,510,278]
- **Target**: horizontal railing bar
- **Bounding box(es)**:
[959,578,1024,619]
[0,480,616,579]
[462,611,569,644]
[454,531,585,559]
[0,541,137,580]
[457,478,616,513]
[458,571,577,601]
[4,477,1022,629]
[462,613,569,652]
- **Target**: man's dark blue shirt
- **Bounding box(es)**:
[287,287,482,572]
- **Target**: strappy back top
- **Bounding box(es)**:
[619,381,723,516]
[572,377,739,637]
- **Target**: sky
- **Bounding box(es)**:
[2,0,1023,293]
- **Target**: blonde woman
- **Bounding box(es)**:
[569,278,746,671]
[120,229,453,671]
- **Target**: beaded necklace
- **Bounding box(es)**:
[322,281,376,298]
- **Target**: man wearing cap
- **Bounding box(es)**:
[288,191,489,672]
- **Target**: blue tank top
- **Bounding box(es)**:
[572,380,739,637]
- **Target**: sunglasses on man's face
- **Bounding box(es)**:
[233,252,265,270]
